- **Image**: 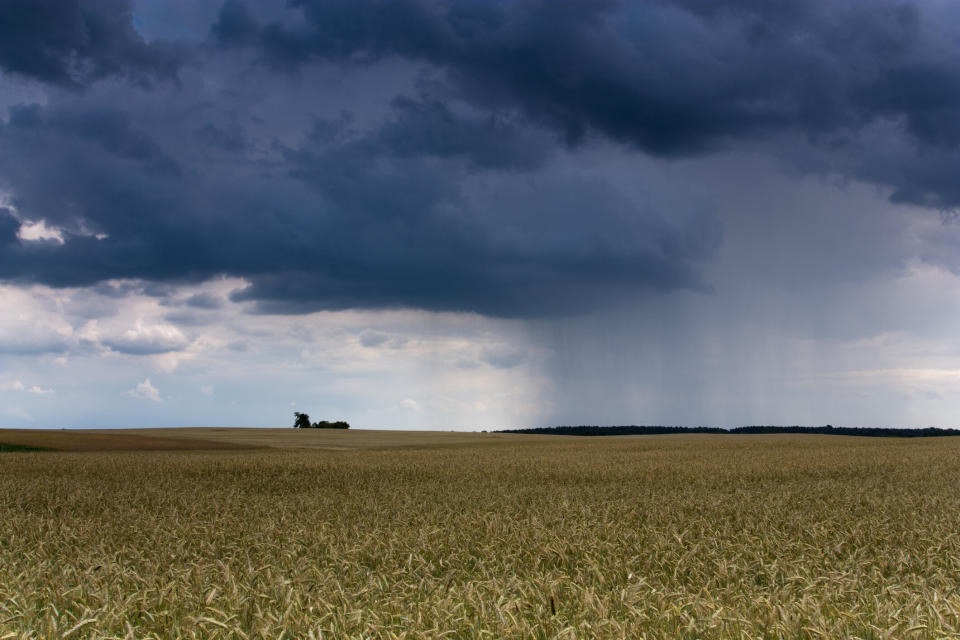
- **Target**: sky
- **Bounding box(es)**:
[3,0,960,429]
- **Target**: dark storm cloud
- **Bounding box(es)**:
[211,0,960,208]
[0,93,712,316]
[7,103,179,173]
[0,0,183,89]
[0,209,18,245]
[236,112,718,316]
[5,0,960,318]
[194,122,247,154]
[211,0,954,154]
[376,95,553,171]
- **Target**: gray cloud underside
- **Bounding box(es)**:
[2,0,960,317]
[0,0,183,89]
[214,0,960,162]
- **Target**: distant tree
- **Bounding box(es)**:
[293,411,311,429]
[293,411,350,429]
[310,420,350,429]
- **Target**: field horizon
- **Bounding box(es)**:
[2,425,958,453]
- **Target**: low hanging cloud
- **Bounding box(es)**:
[480,345,527,370]
[358,329,390,348]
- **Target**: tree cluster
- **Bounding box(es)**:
[293,412,350,429]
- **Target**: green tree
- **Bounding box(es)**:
[293,411,311,429]
[310,419,350,429]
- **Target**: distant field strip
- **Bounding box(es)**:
[2,433,960,639]
[0,429,263,452]
[0,428,533,452]
[0,443,51,453]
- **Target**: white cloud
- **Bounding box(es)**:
[1,380,53,394]
[0,286,75,355]
[200,385,214,396]
[150,351,194,374]
[104,321,189,355]
[125,378,162,403]
[0,279,542,429]
[17,219,65,245]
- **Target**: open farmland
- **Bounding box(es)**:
[2,431,960,639]
[0,427,520,452]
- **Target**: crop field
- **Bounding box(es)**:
[1,431,960,639]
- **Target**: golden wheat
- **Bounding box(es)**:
[1,434,959,639]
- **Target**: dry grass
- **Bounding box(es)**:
[2,433,960,639]
[0,429,260,452]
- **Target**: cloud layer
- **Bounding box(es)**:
[2,0,960,319]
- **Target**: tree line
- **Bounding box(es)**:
[497,424,960,438]
[293,412,350,429]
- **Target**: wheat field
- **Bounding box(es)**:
[1,431,960,639]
